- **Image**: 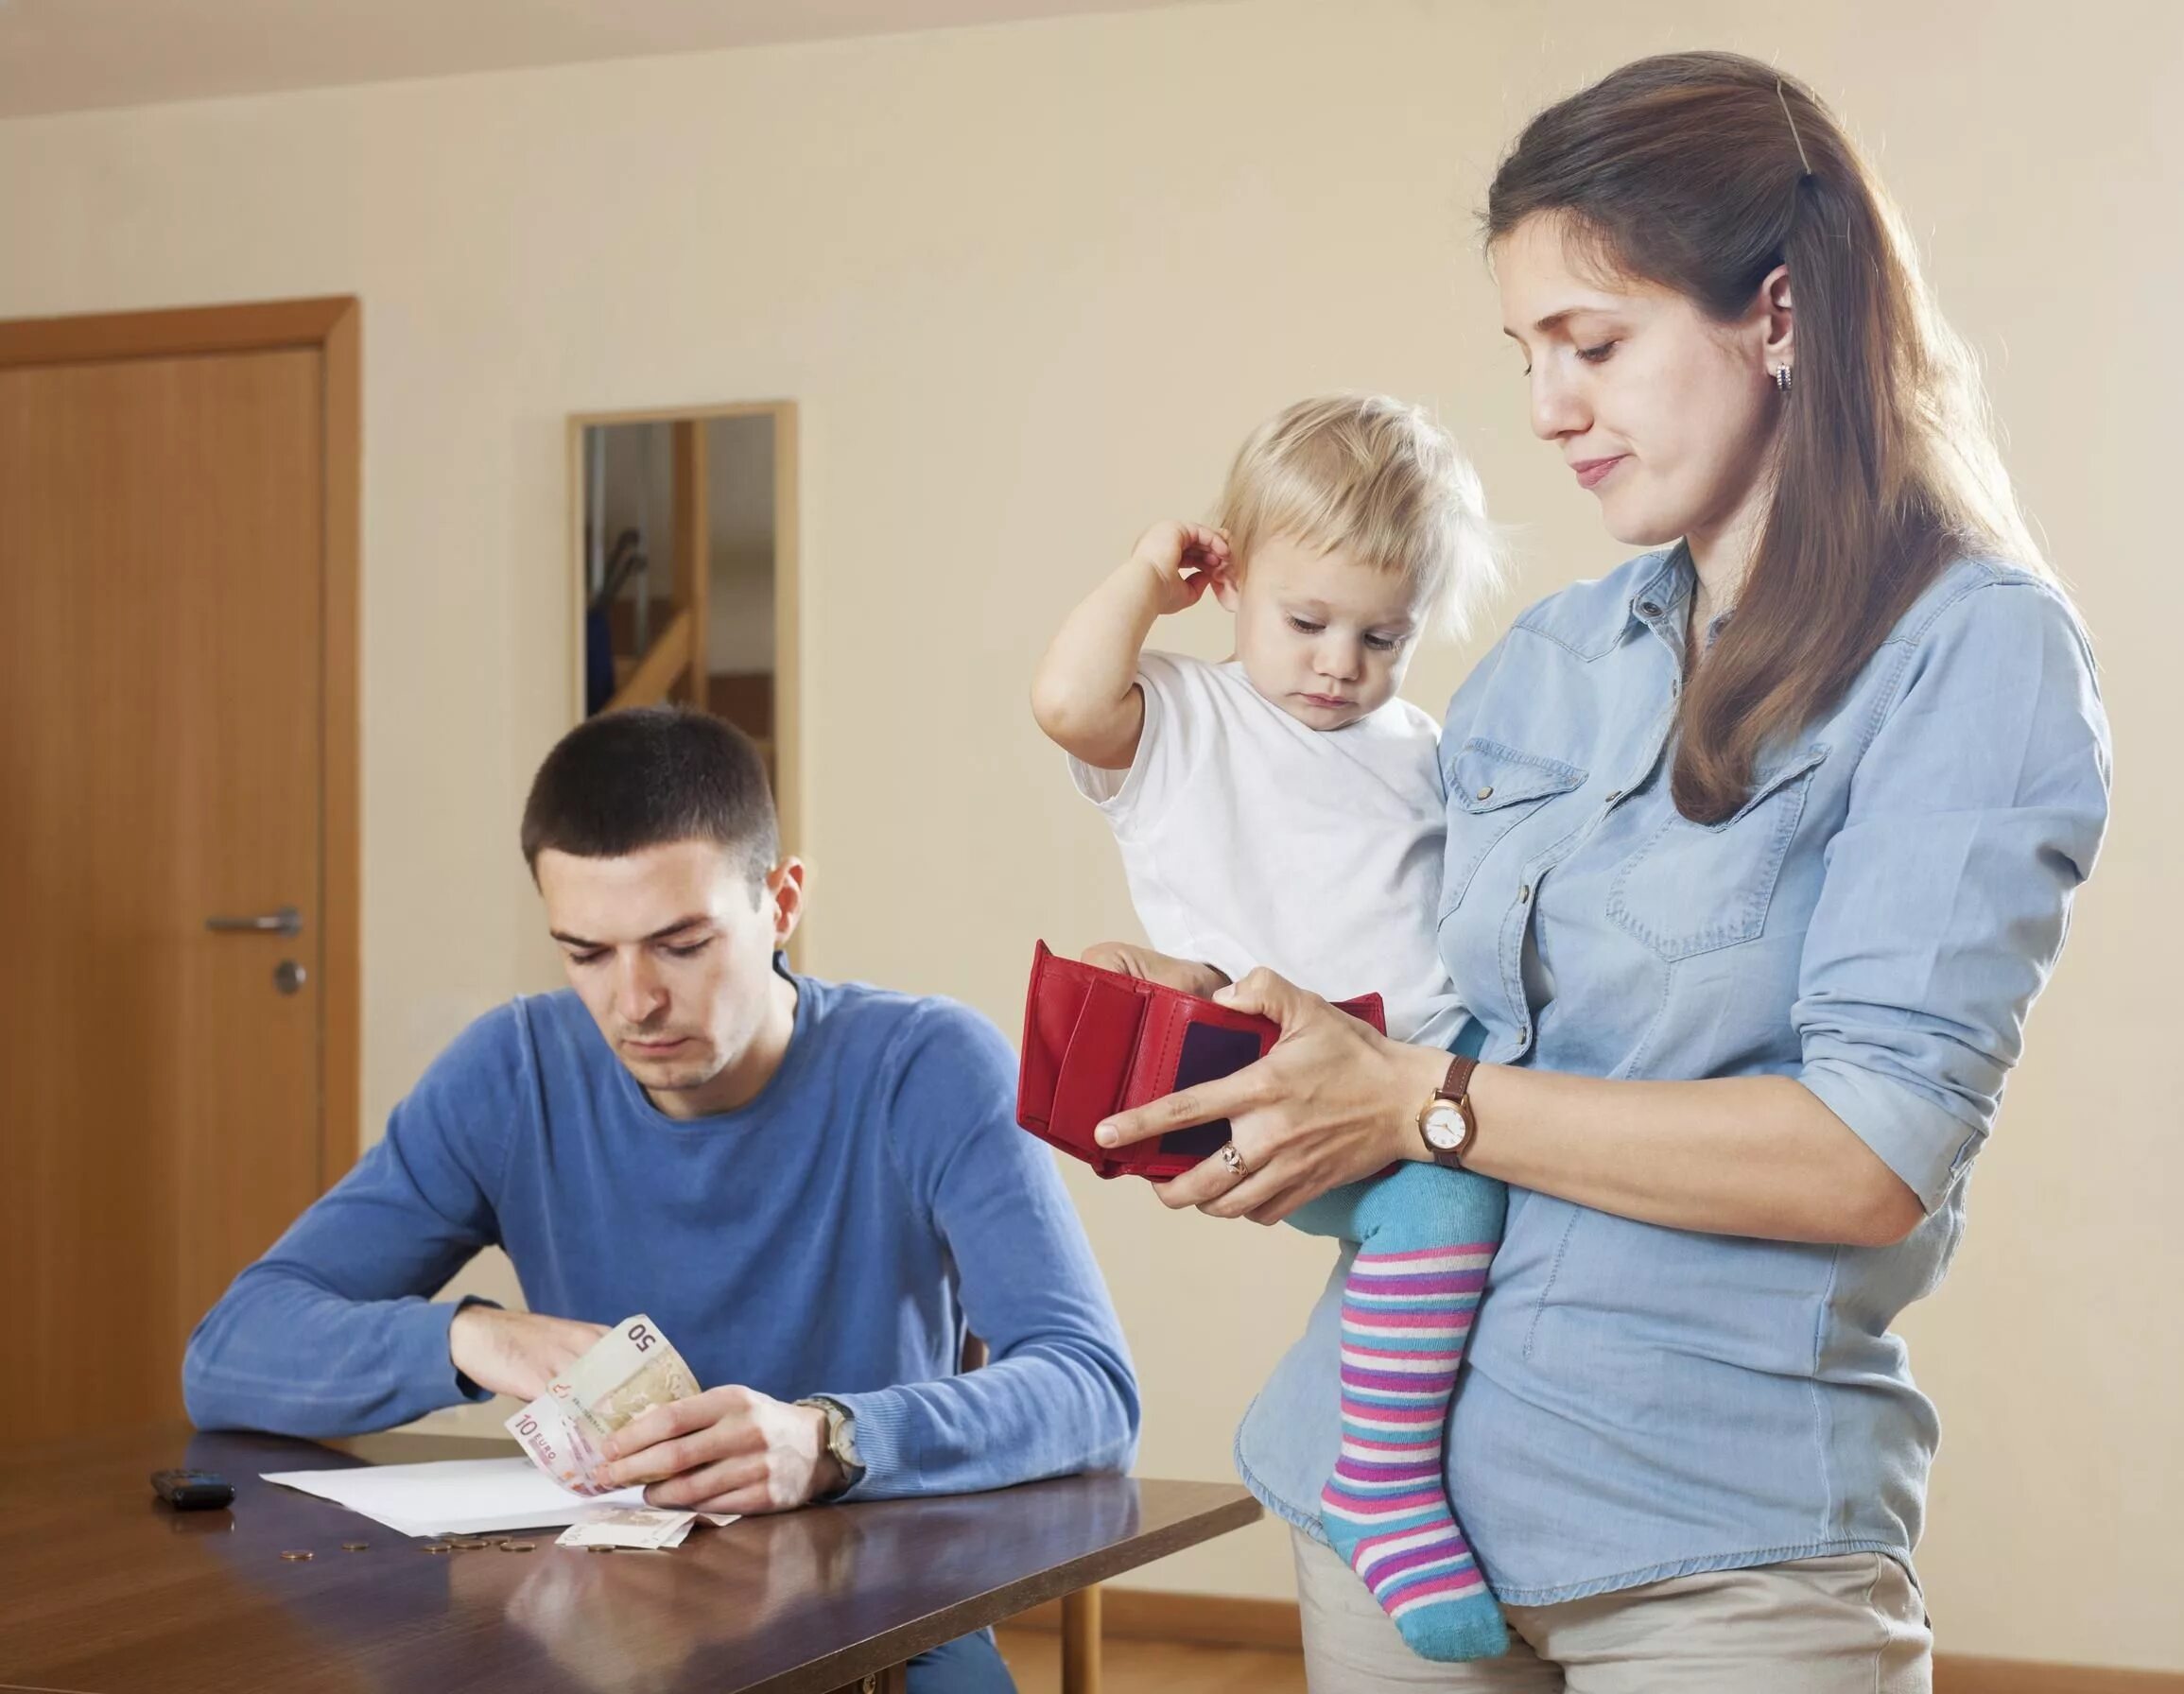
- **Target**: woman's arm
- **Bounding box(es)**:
[1100,579,2109,1253]
[1094,970,1923,1247]
[1461,1060,1923,1245]
[1031,521,1229,769]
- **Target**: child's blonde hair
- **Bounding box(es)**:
[1212,394,1501,638]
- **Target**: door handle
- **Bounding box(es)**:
[205,906,303,938]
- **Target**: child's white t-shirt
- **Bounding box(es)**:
[1067,649,1465,1046]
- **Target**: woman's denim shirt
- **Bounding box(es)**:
[1235,548,2111,1605]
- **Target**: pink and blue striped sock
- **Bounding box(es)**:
[1318,1241,1507,1662]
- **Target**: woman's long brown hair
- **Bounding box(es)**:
[1485,52,2048,822]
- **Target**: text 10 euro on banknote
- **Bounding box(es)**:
[507,1315,701,1495]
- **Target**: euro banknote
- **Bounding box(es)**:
[507,1315,702,1495]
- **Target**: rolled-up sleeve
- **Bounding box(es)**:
[1794,579,2111,1211]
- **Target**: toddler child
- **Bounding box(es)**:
[1031,394,1509,1662]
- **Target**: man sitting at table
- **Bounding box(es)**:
[186,706,1138,1693]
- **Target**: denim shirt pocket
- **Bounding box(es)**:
[1605,743,1829,959]
[1438,739,1589,919]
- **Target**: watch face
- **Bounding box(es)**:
[1422,1103,1465,1151]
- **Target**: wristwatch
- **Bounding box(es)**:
[796,1395,864,1497]
[1417,1054,1480,1169]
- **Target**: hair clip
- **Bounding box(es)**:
[1777,78,1815,178]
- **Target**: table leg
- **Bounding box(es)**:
[1062,1583,1102,1694]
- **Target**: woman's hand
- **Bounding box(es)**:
[1095,968,1451,1223]
[1082,942,1230,998]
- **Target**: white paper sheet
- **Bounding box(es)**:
[261,1458,651,1538]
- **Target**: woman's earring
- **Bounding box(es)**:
[1774,366,1794,393]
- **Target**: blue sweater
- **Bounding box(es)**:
[183,969,1140,1500]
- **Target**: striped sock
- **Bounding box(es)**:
[1318,1242,1507,1662]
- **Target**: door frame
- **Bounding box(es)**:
[564,399,802,955]
[0,297,362,1187]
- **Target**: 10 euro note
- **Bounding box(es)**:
[507,1314,702,1495]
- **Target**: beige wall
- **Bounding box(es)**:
[2,0,2175,1668]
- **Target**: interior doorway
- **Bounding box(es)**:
[0,299,361,1443]
[568,400,799,881]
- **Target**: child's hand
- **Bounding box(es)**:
[1129,521,1232,616]
[1083,942,1233,999]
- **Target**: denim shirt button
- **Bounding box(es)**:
[1519,884,1531,904]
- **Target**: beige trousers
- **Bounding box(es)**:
[1293,1531,1932,1693]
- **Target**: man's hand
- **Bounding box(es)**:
[1082,942,1232,999]
[598,1385,844,1515]
[1129,520,1231,616]
[447,1305,609,1402]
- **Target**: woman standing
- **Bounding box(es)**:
[1094,52,2110,1690]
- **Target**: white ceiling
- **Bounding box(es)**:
[0,0,1204,120]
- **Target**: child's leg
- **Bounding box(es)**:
[1284,1178,1384,1242]
[1309,1165,1508,1663]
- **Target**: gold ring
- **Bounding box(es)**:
[1217,1142,1252,1180]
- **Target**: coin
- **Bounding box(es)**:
[340,1542,369,1552]
[500,1541,537,1552]
[280,1550,313,1562]
[449,1537,490,1550]
[585,1545,615,1554]
[423,1543,454,1554]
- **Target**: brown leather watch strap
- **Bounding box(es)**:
[1419,1054,1481,1170]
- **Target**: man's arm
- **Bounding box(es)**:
[595,1002,1140,1516]
[182,1005,533,1436]
[826,1003,1141,1500]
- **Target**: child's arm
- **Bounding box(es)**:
[1031,521,1230,769]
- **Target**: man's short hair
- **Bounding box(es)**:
[520,707,779,889]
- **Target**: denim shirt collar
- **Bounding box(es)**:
[1627,544,1732,653]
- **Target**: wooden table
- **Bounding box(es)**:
[0,1425,1260,1694]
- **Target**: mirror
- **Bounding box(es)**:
[570,402,797,823]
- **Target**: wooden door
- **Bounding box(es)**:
[0,306,357,1443]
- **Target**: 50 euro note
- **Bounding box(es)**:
[507,1314,702,1495]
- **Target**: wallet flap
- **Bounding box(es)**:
[1049,974,1146,1152]
[1015,941,1078,1130]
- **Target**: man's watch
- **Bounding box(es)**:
[1417,1054,1480,1169]
[796,1395,864,1497]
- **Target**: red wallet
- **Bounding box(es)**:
[1015,941,1387,1180]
